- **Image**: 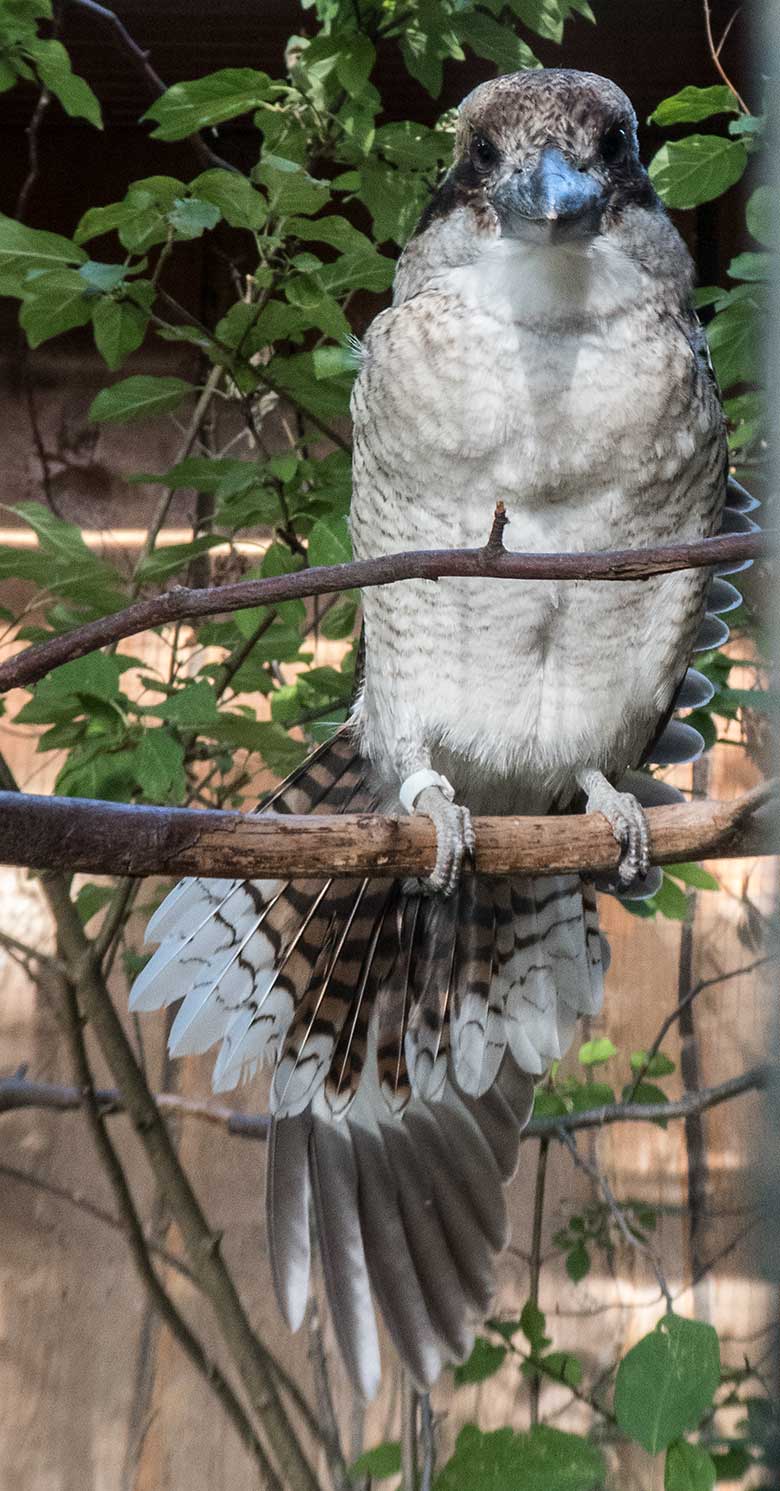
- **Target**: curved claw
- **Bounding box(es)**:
[414,786,474,897]
[578,770,650,889]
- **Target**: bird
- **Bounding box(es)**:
[130,67,756,1398]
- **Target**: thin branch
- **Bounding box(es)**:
[42,874,322,1491]
[528,1136,550,1426]
[418,1395,435,1491]
[625,956,773,1103]
[306,1298,352,1491]
[0,1160,198,1283]
[15,84,52,223]
[0,522,764,696]
[400,1374,419,1491]
[702,0,750,111]
[58,971,281,1484]
[559,1129,673,1310]
[67,0,238,171]
[0,778,774,881]
[2,1065,768,1140]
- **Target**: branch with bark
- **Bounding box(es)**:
[1,1063,768,1141]
[0,522,763,695]
[0,779,774,881]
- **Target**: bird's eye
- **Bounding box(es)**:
[470,131,499,171]
[600,123,628,165]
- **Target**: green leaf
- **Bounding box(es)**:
[578,1037,617,1066]
[649,85,738,126]
[614,1315,720,1453]
[308,513,351,568]
[134,535,224,583]
[189,169,268,229]
[19,268,93,346]
[630,1049,676,1077]
[520,1299,551,1354]
[168,196,221,239]
[253,158,330,215]
[707,293,760,390]
[652,874,691,921]
[624,1081,670,1126]
[25,36,102,128]
[710,1447,752,1479]
[455,11,538,71]
[143,69,273,140]
[453,1337,507,1385]
[207,717,308,775]
[134,728,186,802]
[746,185,777,247]
[649,137,747,209]
[149,680,220,726]
[728,250,773,281]
[541,1351,583,1386]
[571,1081,615,1110]
[664,1441,716,1491]
[335,34,375,96]
[89,375,194,424]
[664,863,719,891]
[349,1441,401,1481]
[320,597,357,640]
[78,260,127,292]
[76,882,115,927]
[435,1424,605,1491]
[0,213,85,296]
[533,1089,569,1118]
[565,1241,591,1283]
[91,296,148,369]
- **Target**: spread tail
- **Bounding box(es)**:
[130,729,605,1395]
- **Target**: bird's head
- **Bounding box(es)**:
[445,68,651,245]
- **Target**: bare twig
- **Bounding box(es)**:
[702,0,750,111]
[15,85,52,221]
[0,778,774,881]
[306,1298,351,1491]
[67,0,238,171]
[0,1161,198,1282]
[0,523,763,695]
[528,1135,550,1426]
[418,1395,435,1491]
[559,1129,673,1310]
[400,1374,419,1491]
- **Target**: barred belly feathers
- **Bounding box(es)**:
[130,69,756,1395]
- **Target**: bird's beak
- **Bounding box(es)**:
[492,146,604,241]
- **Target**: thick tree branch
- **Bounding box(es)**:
[0,780,774,881]
[0,527,763,695]
[40,874,322,1491]
[2,1064,768,1140]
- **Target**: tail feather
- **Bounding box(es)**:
[131,730,609,1396]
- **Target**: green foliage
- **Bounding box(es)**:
[0,0,101,126]
[435,1424,605,1491]
[615,1316,721,1454]
[665,1440,717,1490]
[348,1441,401,1480]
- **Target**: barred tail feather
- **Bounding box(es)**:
[130,729,609,1395]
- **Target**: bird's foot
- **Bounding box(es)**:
[414,786,475,896]
[578,768,650,890]
[399,770,473,896]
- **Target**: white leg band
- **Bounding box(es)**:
[399,769,455,815]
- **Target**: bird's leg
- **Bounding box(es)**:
[576,767,650,889]
[399,769,475,897]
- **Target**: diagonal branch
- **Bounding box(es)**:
[0,525,764,696]
[0,779,774,881]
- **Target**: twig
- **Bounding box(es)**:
[625,956,773,1103]
[528,1136,550,1426]
[702,0,750,111]
[15,86,52,223]
[0,1160,198,1283]
[2,1064,768,1139]
[559,1129,674,1310]
[0,521,763,695]
[42,874,322,1491]
[418,1395,435,1491]
[58,969,281,1483]
[0,779,774,881]
[67,0,238,171]
[306,1298,352,1491]
[400,1373,419,1491]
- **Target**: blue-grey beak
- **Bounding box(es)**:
[493,146,604,239]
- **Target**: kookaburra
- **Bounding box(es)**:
[131,69,753,1395]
